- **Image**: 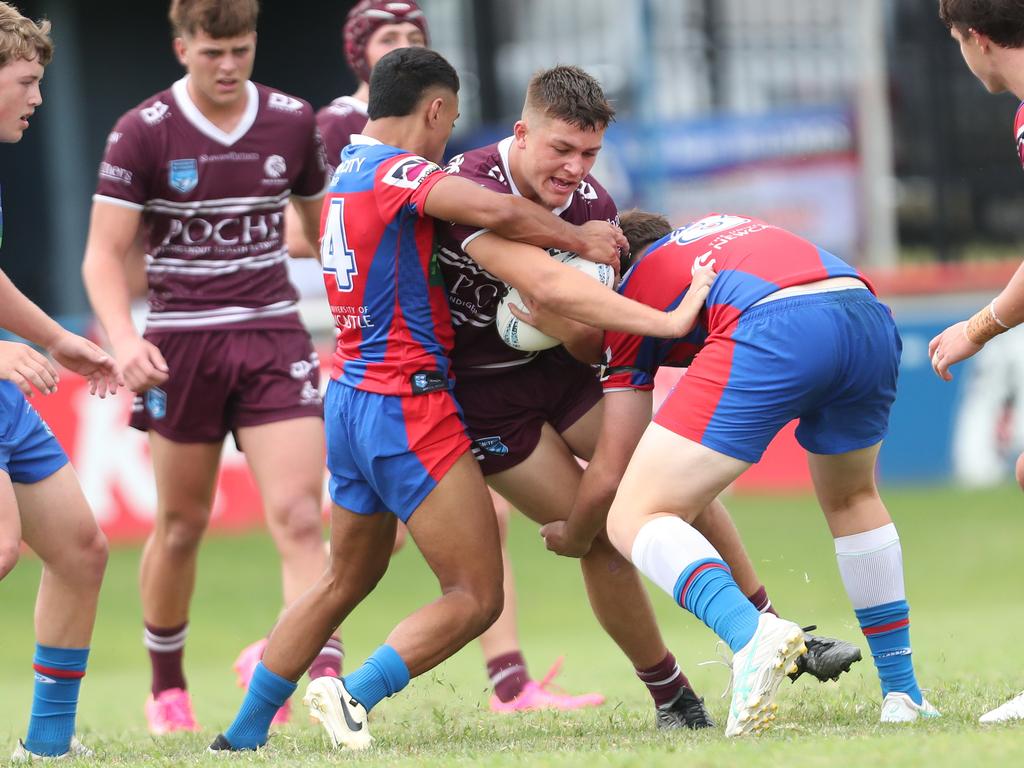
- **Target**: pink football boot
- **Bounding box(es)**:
[489,657,605,713]
[234,639,291,725]
[145,688,200,734]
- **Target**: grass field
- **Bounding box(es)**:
[2,485,1024,766]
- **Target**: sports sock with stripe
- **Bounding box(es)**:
[835,523,922,704]
[223,662,296,750]
[24,644,88,757]
[630,516,759,652]
[144,621,187,695]
[635,651,690,707]
[487,651,530,703]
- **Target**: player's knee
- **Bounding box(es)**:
[0,540,20,580]
[158,509,210,555]
[470,579,504,635]
[269,496,324,550]
[604,505,634,559]
[75,528,109,588]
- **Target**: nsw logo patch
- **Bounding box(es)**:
[146,387,168,420]
[168,159,199,193]
[474,436,509,456]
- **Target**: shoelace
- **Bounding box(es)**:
[697,641,734,699]
[536,657,568,694]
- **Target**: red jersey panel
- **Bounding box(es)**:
[1015,101,1024,170]
[435,137,619,373]
[94,77,329,332]
[321,136,452,395]
[316,96,369,174]
[603,214,873,391]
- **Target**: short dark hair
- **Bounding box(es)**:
[368,47,459,119]
[619,209,672,271]
[524,65,615,131]
[169,0,258,39]
[939,0,1024,48]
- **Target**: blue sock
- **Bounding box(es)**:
[344,645,410,713]
[223,662,296,750]
[856,600,921,704]
[25,645,89,757]
[674,559,760,653]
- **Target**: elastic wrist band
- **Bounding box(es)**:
[990,299,1011,330]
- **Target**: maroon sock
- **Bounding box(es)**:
[144,621,188,696]
[487,651,530,703]
[636,651,691,708]
[747,585,779,616]
[308,635,344,680]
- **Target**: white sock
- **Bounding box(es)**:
[834,523,905,610]
[630,515,722,600]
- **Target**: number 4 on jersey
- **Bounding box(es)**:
[321,197,358,292]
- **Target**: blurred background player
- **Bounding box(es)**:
[436,65,713,726]
[81,0,339,734]
[590,212,936,736]
[210,47,697,753]
[933,0,1024,725]
[0,3,122,759]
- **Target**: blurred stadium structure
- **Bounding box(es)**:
[2,0,1024,516]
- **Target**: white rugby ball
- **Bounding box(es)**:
[495,251,617,352]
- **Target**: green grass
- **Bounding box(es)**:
[3,485,1024,765]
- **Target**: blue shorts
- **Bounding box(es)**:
[324,379,471,521]
[654,289,901,463]
[0,381,69,484]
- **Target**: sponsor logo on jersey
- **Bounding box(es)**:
[486,164,506,185]
[168,159,199,193]
[268,92,303,112]
[670,214,751,246]
[383,156,440,189]
[146,388,167,420]
[1017,124,1024,170]
[161,212,282,247]
[199,151,259,164]
[474,435,509,456]
[445,154,465,175]
[100,162,133,185]
[106,131,122,145]
[264,155,287,179]
[576,180,598,200]
[141,100,170,125]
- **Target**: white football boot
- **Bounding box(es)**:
[11,737,91,762]
[980,691,1024,724]
[880,691,941,722]
[725,613,807,737]
[303,676,372,750]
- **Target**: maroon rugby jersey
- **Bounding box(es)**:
[94,77,329,333]
[316,95,369,173]
[436,136,619,372]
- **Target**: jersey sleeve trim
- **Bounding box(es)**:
[92,194,144,211]
[461,228,490,250]
[291,179,329,200]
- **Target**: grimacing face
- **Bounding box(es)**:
[364,21,426,75]
[514,114,603,210]
[175,30,257,110]
[0,56,44,143]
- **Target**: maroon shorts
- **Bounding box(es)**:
[130,328,323,443]
[453,348,601,475]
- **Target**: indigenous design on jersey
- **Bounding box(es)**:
[316,96,370,173]
[435,136,618,373]
[1015,101,1024,170]
[322,135,451,395]
[602,214,874,391]
[93,76,329,333]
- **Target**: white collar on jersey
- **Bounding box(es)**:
[497,135,574,216]
[332,95,369,115]
[171,76,259,147]
[349,134,381,146]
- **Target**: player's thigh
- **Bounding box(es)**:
[0,472,22,570]
[17,464,106,568]
[806,442,883,522]
[236,416,325,512]
[608,423,749,547]
[487,422,583,526]
[325,502,397,592]
[558,397,603,462]
[406,451,502,592]
[148,431,223,519]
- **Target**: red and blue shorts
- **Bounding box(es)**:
[324,378,471,521]
[654,289,901,463]
[0,381,68,484]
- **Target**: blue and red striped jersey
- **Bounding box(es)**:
[603,214,873,391]
[321,135,452,395]
[1014,101,1024,170]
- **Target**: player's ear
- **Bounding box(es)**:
[970,27,993,51]
[172,36,188,67]
[513,119,528,148]
[426,96,444,127]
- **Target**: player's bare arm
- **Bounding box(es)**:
[465,234,711,338]
[82,200,168,393]
[542,389,652,558]
[423,174,626,264]
[928,260,1024,380]
[507,292,603,363]
[0,270,121,398]
[287,195,324,260]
